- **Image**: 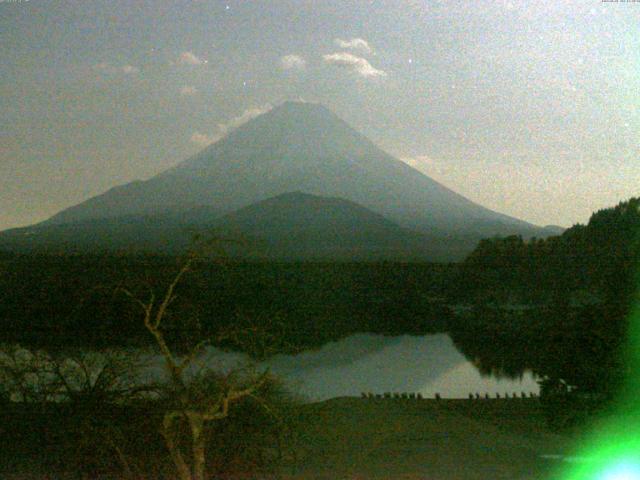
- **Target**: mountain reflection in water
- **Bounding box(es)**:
[141,333,538,401]
[263,333,539,400]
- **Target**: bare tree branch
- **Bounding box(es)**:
[117,238,279,480]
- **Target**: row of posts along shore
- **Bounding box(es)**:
[360,392,539,400]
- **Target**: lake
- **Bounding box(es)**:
[263,333,539,400]
[3,333,539,402]
[141,333,539,401]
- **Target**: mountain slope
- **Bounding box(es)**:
[0,206,222,254]
[43,101,543,238]
[214,191,455,260]
[0,192,466,260]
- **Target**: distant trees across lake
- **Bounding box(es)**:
[449,197,639,426]
[455,197,639,306]
[0,256,454,351]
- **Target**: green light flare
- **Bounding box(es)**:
[558,273,640,480]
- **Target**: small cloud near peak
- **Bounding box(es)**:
[334,38,373,54]
[180,85,198,96]
[280,54,306,70]
[190,104,273,147]
[94,63,139,74]
[216,104,273,136]
[121,65,139,74]
[323,52,386,78]
[400,155,448,181]
[190,132,215,147]
[401,155,435,170]
[178,51,208,65]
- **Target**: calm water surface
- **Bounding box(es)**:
[5,334,539,402]
[141,333,539,401]
[263,333,539,400]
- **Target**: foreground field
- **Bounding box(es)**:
[282,397,574,480]
[1,396,579,479]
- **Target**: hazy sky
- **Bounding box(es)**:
[2,0,638,230]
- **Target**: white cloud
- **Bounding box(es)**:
[178,51,208,65]
[322,52,386,78]
[190,132,216,147]
[401,155,435,170]
[180,85,198,96]
[216,104,273,136]
[190,104,273,147]
[400,155,449,182]
[94,63,139,74]
[120,65,139,74]
[280,54,306,70]
[334,38,372,54]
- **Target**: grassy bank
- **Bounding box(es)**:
[1,396,577,479]
[283,397,572,480]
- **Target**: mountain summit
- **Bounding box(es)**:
[44,101,541,239]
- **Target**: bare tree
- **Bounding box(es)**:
[0,346,150,403]
[0,346,53,403]
[120,246,273,480]
[0,346,153,478]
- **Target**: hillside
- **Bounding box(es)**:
[40,101,548,241]
[457,197,640,302]
[0,192,474,260]
[214,192,461,260]
[0,206,222,255]
[445,198,640,407]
